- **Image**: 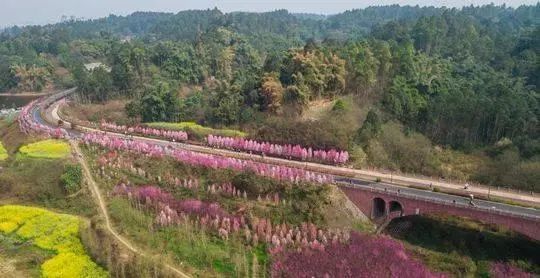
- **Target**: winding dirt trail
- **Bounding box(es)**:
[70,140,191,278]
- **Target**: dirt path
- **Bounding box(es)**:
[70,140,191,278]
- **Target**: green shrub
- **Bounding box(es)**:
[232,171,281,196]
[60,164,83,193]
[332,99,346,113]
[365,122,440,175]
[147,122,246,140]
[253,117,352,150]
[349,145,367,168]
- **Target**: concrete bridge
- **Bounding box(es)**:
[339,184,540,241]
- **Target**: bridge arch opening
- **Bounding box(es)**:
[372,198,386,218]
[388,201,404,217]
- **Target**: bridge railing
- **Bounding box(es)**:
[339,182,540,221]
[362,167,538,199]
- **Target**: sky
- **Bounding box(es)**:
[1,0,538,27]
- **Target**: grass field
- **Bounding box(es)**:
[147,121,246,140]
[19,139,70,159]
[0,205,107,277]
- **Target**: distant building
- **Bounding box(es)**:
[84,62,111,72]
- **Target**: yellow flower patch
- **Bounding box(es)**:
[0,205,107,277]
[19,139,71,159]
[0,141,7,161]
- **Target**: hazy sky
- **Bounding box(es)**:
[1,0,538,27]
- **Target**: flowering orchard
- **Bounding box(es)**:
[112,183,443,278]
[100,121,349,165]
[270,232,446,278]
[113,184,350,248]
[97,150,290,207]
[18,100,69,139]
[101,121,188,141]
[83,132,333,184]
[207,135,349,165]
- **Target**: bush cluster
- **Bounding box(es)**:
[60,164,83,193]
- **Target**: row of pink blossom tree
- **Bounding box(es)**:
[83,132,333,184]
[114,184,349,247]
[18,99,69,139]
[207,135,349,165]
[270,232,446,278]
[100,121,188,141]
[97,151,285,203]
[100,120,349,165]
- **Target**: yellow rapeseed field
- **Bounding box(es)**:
[19,139,70,159]
[0,141,7,161]
[0,205,108,277]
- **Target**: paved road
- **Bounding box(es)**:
[32,90,540,221]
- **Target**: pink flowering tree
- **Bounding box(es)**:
[207,135,349,165]
[270,232,446,278]
[18,99,69,139]
[114,184,348,248]
[83,132,333,184]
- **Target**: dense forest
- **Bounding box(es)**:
[1,4,538,190]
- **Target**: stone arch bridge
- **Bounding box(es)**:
[339,184,540,241]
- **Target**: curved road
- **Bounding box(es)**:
[33,90,540,221]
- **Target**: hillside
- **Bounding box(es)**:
[0,5,538,188]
